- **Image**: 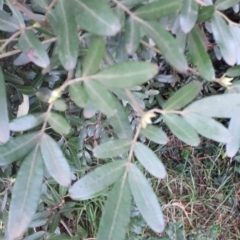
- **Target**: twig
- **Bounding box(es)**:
[128,124,141,162]
[0,36,57,59]
[40,103,53,136]
[44,0,58,21]
[0,30,21,53]
[125,89,144,116]
[140,39,161,55]
[9,0,42,23]
[60,219,73,237]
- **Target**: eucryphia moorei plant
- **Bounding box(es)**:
[1,0,240,239]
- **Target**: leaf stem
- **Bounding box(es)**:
[128,124,141,162]
[44,0,58,21]
[40,102,53,136]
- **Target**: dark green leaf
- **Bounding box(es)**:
[82,37,105,76]
[134,142,166,178]
[183,113,231,143]
[24,231,46,240]
[97,176,131,240]
[123,18,140,55]
[69,160,126,200]
[141,125,169,144]
[0,67,9,144]
[9,114,44,132]
[140,21,188,72]
[93,139,132,158]
[197,6,215,23]
[41,133,71,186]
[163,114,200,146]
[163,81,202,110]
[215,0,240,10]
[48,112,71,135]
[69,83,88,108]
[128,164,165,233]
[16,85,35,95]
[84,80,116,116]
[7,147,44,240]
[184,93,240,118]
[55,0,78,70]
[0,10,19,32]
[135,0,181,20]
[18,30,50,68]
[226,114,240,157]
[4,72,24,85]
[180,0,198,33]
[93,62,158,88]
[226,65,240,77]
[0,132,39,166]
[187,26,215,81]
[73,0,121,36]
[122,0,145,7]
[211,13,236,66]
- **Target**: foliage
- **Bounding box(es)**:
[0,0,240,239]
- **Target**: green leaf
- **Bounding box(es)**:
[73,0,121,36]
[108,100,132,139]
[183,113,231,143]
[226,65,240,77]
[180,0,198,33]
[226,115,240,157]
[215,0,240,10]
[128,164,165,233]
[16,85,36,95]
[121,0,145,7]
[69,83,88,108]
[187,26,215,81]
[93,139,132,158]
[84,80,116,116]
[229,25,240,65]
[9,114,44,132]
[7,1,25,28]
[163,81,201,110]
[82,37,105,76]
[52,99,68,111]
[0,132,40,166]
[7,147,44,240]
[93,62,158,88]
[24,231,46,240]
[3,72,24,85]
[211,13,236,66]
[0,67,9,144]
[55,0,79,70]
[135,0,181,20]
[41,133,71,186]
[97,176,131,240]
[123,18,140,55]
[140,21,188,73]
[184,93,240,118]
[163,114,200,146]
[141,125,169,144]
[48,112,71,135]
[197,6,215,23]
[18,30,50,68]
[134,142,166,179]
[69,160,126,200]
[0,10,19,32]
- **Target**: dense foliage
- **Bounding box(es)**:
[1,0,240,239]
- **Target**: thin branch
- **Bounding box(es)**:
[44,0,58,21]
[140,39,161,55]
[125,89,144,116]
[128,124,141,162]
[40,102,53,136]
[216,10,240,27]
[9,0,42,23]
[60,219,73,237]
[0,37,57,59]
[0,30,21,53]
